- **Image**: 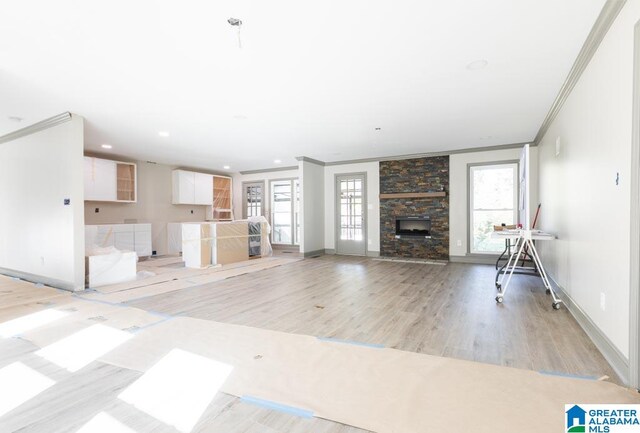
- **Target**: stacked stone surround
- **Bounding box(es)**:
[379,156,449,260]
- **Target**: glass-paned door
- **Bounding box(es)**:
[270,179,299,245]
[336,174,366,255]
[242,181,264,218]
[469,163,518,253]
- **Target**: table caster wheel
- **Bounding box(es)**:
[495,296,503,304]
[495,283,501,290]
[552,302,561,310]
[546,288,551,295]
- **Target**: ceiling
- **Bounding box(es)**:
[0,0,606,172]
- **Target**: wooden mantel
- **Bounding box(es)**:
[379,192,447,199]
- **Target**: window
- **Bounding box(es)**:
[242,182,264,218]
[270,179,300,245]
[469,163,518,254]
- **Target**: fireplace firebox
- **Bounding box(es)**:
[395,216,431,238]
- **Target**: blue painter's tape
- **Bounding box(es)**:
[146,310,173,319]
[538,370,598,381]
[317,336,384,349]
[241,396,313,418]
[72,295,121,307]
[129,316,174,333]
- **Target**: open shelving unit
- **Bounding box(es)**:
[211,175,233,220]
[116,163,136,202]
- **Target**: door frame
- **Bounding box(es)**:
[334,172,368,256]
[269,177,299,246]
[629,18,640,391]
[241,180,265,219]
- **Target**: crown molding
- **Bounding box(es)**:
[295,156,326,166]
[239,165,299,175]
[533,0,626,145]
[324,142,530,166]
[239,142,530,174]
[0,112,73,144]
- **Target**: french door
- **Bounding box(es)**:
[335,174,366,255]
[242,181,264,218]
[270,179,300,245]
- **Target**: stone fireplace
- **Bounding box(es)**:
[379,156,449,260]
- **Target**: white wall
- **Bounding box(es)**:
[449,147,537,257]
[299,160,325,253]
[537,1,640,360]
[84,159,214,255]
[232,168,299,220]
[324,162,380,254]
[0,114,85,291]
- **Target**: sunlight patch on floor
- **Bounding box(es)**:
[119,348,233,433]
[0,362,54,417]
[35,324,132,372]
[76,412,138,433]
[0,309,69,338]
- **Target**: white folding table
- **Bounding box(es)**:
[491,229,561,309]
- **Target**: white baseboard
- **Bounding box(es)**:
[551,278,630,386]
[449,254,499,265]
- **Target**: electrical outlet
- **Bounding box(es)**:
[600,292,606,311]
[456,240,462,247]
[95,208,99,213]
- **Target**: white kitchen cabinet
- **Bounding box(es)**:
[172,169,219,206]
[167,222,183,254]
[172,170,196,204]
[84,157,117,201]
[133,224,152,256]
[194,172,214,205]
[84,156,137,202]
[85,223,152,258]
[86,251,137,288]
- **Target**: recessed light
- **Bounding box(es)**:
[274,159,282,164]
[101,144,112,149]
[233,114,248,120]
[223,165,231,170]
[158,131,170,137]
[466,59,488,70]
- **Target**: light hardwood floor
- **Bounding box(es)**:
[0,255,620,432]
[129,255,619,382]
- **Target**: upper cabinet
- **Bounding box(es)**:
[172,170,196,204]
[194,172,214,205]
[172,169,230,212]
[84,156,137,202]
